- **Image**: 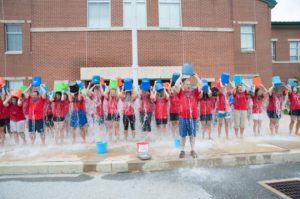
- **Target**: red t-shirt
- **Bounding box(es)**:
[44,99,53,116]
[64,100,70,115]
[211,96,217,110]
[178,89,199,119]
[140,93,152,113]
[89,92,104,116]
[9,104,25,121]
[22,98,29,115]
[200,98,213,115]
[288,92,300,110]
[170,93,180,114]
[217,92,230,111]
[107,96,119,114]
[123,100,135,116]
[28,96,46,120]
[0,99,6,119]
[154,96,168,119]
[251,95,264,113]
[53,99,68,118]
[233,91,248,110]
[267,91,286,112]
[72,97,86,112]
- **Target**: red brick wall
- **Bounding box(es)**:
[111,0,123,26]
[147,0,158,26]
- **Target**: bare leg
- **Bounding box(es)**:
[274,119,279,134]
[114,122,120,142]
[124,130,128,142]
[80,126,87,143]
[13,132,19,144]
[207,121,212,139]
[40,133,46,145]
[72,128,76,144]
[201,121,206,139]
[180,137,186,151]
[30,133,36,145]
[253,120,258,136]
[107,122,113,143]
[296,117,300,135]
[218,119,223,137]
[258,120,262,135]
[269,119,274,135]
[189,136,195,151]
[240,128,244,138]
[289,116,296,134]
[224,119,229,139]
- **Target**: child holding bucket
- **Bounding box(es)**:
[173,73,201,159]
[0,84,9,145]
[120,85,137,141]
[87,83,105,126]
[267,84,287,135]
[139,80,153,135]
[44,96,54,138]
[169,83,180,137]
[25,84,47,145]
[3,91,26,144]
[50,91,68,144]
[199,87,213,140]
[287,85,300,135]
[151,82,169,140]
[104,80,120,143]
[251,84,268,136]
[69,90,88,143]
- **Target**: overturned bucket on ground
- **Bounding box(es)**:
[96,141,107,154]
[174,137,181,149]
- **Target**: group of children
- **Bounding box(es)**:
[0,74,299,159]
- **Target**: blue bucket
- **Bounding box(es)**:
[76,80,85,90]
[174,137,180,149]
[32,76,42,87]
[229,95,235,104]
[172,73,180,83]
[96,141,107,154]
[92,75,100,84]
[221,72,230,84]
[287,79,296,87]
[0,84,7,94]
[140,78,151,91]
[39,84,49,95]
[182,63,193,75]
[102,85,106,91]
[155,83,164,92]
[202,79,208,91]
[272,76,282,87]
[234,74,242,84]
[124,78,133,90]
[155,79,162,84]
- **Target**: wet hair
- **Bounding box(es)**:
[255,88,260,97]
[56,91,62,96]
[202,91,209,100]
[33,91,39,96]
[211,87,219,97]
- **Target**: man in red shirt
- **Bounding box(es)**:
[174,73,201,159]
[26,85,47,145]
[287,85,300,135]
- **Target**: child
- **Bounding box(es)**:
[173,73,201,159]
[120,87,137,141]
[104,86,120,142]
[199,88,213,139]
[267,84,287,135]
[151,85,169,139]
[26,85,47,145]
[0,87,8,145]
[287,85,300,135]
[87,83,105,126]
[169,86,180,137]
[139,89,153,134]
[69,90,88,143]
[251,84,268,136]
[4,94,26,144]
[44,97,54,138]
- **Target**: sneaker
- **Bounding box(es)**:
[190,150,197,158]
[179,151,185,159]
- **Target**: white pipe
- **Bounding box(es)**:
[131,0,139,89]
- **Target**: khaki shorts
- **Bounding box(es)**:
[10,120,26,133]
[233,110,247,128]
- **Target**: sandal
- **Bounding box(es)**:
[179,150,185,159]
[190,150,197,158]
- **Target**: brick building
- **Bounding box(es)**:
[1,0,291,91]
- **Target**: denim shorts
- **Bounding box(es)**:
[179,118,197,137]
[29,119,44,133]
[70,110,88,128]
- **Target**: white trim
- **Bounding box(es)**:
[288,39,300,41]
[27,20,32,24]
[237,21,258,25]
[5,51,23,55]
[271,38,278,41]
[0,20,25,24]
[30,26,234,33]
[274,60,300,64]
[241,49,256,53]
[4,77,26,80]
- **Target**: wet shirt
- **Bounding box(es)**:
[72,97,86,112]
[22,98,29,115]
[28,96,46,120]
[251,95,264,113]
[170,93,180,114]
[9,104,25,121]
[107,95,119,114]
[233,91,248,110]
[44,99,53,116]
[140,93,152,113]
[267,91,286,112]
[288,92,300,110]
[210,96,217,110]
[122,94,135,116]
[178,89,199,119]
[53,99,68,118]
[89,92,104,116]
[64,100,70,115]
[199,98,213,115]
[154,96,168,119]
[216,92,230,112]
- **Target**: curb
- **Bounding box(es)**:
[1,150,300,175]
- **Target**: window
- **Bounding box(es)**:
[8,80,23,92]
[123,0,147,27]
[88,0,110,28]
[289,41,300,61]
[272,41,276,61]
[5,24,22,52]
[159,0,181,27]
[240,25,255,51]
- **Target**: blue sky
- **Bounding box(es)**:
[271,0,300,21]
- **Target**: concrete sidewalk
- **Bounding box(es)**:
[0,134,300,175]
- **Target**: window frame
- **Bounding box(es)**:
[123,0,147,28]
[240,24,255,52]
[158,0,182,28]
[87,0,111,28]
[5,23,23,53]
[289,41,300,61]
[272,41,277,61]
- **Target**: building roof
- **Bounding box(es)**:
[272,21,300,28]
[260,0,277,8]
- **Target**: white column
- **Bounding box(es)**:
[131,0,139,89]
